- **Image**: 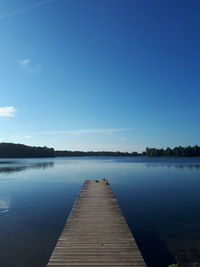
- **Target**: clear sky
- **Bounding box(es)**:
[0,0,199,152]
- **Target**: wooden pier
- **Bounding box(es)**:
[47,179,147,266]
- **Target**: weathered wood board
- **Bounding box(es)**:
[47,179,147,266]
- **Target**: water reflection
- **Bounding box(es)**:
[0,199,10,213]
[0,161,16,164]
[146,163,200,169]
[0,162,54,174]
[0,157,200,267]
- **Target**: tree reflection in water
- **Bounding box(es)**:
[0,162,54,174]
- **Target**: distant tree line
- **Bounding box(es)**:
[0,143,140,158]
[145,145,200,157]
[1,142,199,158]
[55,150,139,157]
[0,143,55,158]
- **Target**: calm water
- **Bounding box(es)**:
[0,157,200,267]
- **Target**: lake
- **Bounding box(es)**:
[0,156,200,267]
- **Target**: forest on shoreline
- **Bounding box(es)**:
[146,145,200,157]
[0,142,200,158]
[0,143,55,158]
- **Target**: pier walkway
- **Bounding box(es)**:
[47,179,147,266]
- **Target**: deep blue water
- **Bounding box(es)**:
[0,156,200,267]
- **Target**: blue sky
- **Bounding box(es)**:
[0,0,199,152]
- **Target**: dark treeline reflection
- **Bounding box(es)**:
[0,162,54,174]
[146,163,200,170]
[0,161,16,164]
[146,145,200,157]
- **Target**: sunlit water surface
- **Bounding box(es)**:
[0,157,200,267]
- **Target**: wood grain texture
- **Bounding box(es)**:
[47,180,147,267]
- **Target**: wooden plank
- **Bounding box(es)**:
[47,179,147,267]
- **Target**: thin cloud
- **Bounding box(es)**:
[18,59,41,73]
[0,106,17,117]
[68,128,131,135]
[27,128,132,136]
[19,59,30,67]
[10,135,31,141]
[0,0,56,20]
[24,135,31,139]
